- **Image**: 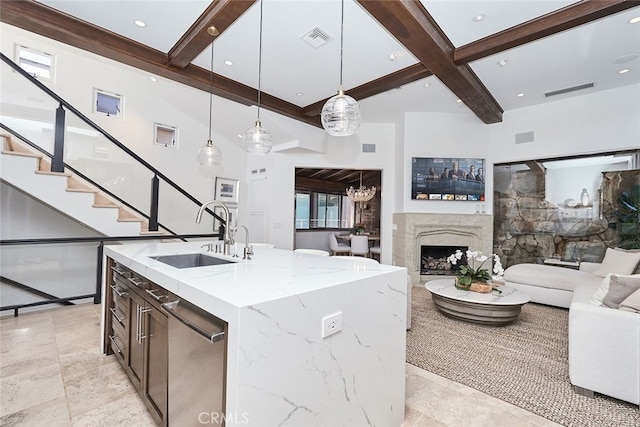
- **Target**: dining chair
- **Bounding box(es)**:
[294,248,330,256]
[369,245,381,261]
[329,233,351,255]
[349,235,370,258]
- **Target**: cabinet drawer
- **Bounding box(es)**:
[111,284,129,308]
[110,306,127,331]
[108,334,127,362]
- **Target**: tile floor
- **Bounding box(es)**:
[0,303,560,427]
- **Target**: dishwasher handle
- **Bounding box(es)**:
[161,301,225,343]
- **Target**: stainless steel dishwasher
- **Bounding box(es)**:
[161,299,227,426]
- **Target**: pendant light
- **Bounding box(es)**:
[197,27,223,166]
[321,0,361,136]
[243,0,272,154]
[346,171,376,202]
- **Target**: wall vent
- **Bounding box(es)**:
[362,143,376,153]
[301,27,331,49]
[515,131,534,144]
[545,82,594,98]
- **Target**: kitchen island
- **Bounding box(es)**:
[102,241,407,426]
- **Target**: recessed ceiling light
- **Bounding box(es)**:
[456,99,462,103]
[472,13,486,22]
[134,20,146,28]
[498,59,508,67]
[423,83,430,88]
[516,93,525,97]
[388,52,399,61]
[224,60,233,66]
[237,134,243,139]
[629,16,640,24]
[618,68,631,74]
[150,76,157,82]
[296,92,304,97]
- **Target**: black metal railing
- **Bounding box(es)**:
[0,53,229,316]
[0,233,218,316]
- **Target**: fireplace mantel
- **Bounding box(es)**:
[392,213,493,285]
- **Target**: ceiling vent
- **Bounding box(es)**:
[545,82,595,98]
[301,27,331,49]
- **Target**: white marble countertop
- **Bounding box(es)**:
[104,241,404,321]
[425,278,530,305]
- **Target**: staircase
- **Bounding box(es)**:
[1,131,162,237]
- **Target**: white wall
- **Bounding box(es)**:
[488,85,640,163]
[248,123,397,263]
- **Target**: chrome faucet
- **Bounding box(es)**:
[233,225,253,260]
[196,200,231,256]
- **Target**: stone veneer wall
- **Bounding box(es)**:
[393,213,493,285]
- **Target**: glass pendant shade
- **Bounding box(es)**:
[197,139,222,166]
[321,88,361,137]
[243,119,272,155]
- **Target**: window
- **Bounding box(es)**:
[295,191,351,230]
[154,123,178,149]
[94,88,123,117]
[16,45,54,81]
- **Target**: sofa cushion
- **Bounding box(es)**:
[590,274,612,306]
[592,248,640,277]
[602,275,640,309]
[620,288,640,313]
[504,263,601,292]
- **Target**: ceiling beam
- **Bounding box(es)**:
[168,0,255,68]
[0,0,321,128]
[356,0,503,124]
[303,63,432,117]
[455,0,638,64]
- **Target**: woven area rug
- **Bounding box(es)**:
[407,285,640,427]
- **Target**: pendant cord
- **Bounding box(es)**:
[257,0,264,121]
[339,0,344,89]
[208,42,214,140]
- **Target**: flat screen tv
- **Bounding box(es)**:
[411,157,485,201]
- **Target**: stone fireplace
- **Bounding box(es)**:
[392,213,493,285]
[420,245,469,276]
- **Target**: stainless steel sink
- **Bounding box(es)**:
[150,253,235,269]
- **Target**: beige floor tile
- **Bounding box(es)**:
[64,361,137,418]
[71,392,157,427]
[0,344,59,378]
[0,364,66,416]
[59,348,118,380]
[0,397,72,427]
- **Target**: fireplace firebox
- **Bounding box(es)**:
[421,245,468,276]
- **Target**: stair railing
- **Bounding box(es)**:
[0,52,225,233]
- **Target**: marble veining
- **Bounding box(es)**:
[103,242,407,426]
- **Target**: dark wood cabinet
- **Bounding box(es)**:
[105,257,171,426]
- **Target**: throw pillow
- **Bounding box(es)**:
[615,248,640,275]
[590,273,612,306]
[592,247,640,278]
[602,274,640,309]
[619,288,640,313]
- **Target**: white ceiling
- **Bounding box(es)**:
[34,0,640,137]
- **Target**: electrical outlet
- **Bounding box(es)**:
[322,312,343,338]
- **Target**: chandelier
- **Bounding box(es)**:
[346,171,376,202]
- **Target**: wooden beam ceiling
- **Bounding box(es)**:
[168,0,255,68]
[1,0,634,128]
[356,0,503,124]
[454,0,638,64]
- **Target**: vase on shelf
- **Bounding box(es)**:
[580,188,590,206]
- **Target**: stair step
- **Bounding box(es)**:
[66,188,98,193]
[1,150,42,159]
[35,170,72,177]
[139,230,165,235]
[93,203,121,208]
[117,217,144,223]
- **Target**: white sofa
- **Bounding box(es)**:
[568,278,640,406]
[504,256,640,406]
[503,262,603,308]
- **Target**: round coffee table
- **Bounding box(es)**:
[425,279,531,325]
